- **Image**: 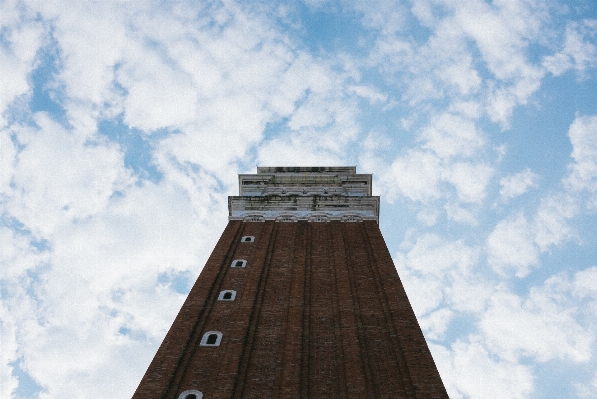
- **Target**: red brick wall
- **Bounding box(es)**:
[132,220,448,399]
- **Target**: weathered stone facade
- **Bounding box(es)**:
[132,167,448,399]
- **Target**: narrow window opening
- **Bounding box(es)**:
[218,290,236,301]
[206,334,217,345]
[241,236,255,242]
[231,259,246,268]
[200,331,222,346]
[178,390,203,399]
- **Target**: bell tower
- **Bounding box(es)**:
[132,166,448,399]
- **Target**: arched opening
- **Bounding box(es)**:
[218,290,236,301]
[200,331,222,346]
[178,390,203,399]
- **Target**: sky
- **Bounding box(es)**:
[1,0,597,398]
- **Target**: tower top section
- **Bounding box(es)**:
[256,166,356,174]
[228,166,379,222]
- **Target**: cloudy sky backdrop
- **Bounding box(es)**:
[2,0,597,398]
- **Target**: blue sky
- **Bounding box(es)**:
[1,1,597,398]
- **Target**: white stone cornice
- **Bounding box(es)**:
[230,167,379,222]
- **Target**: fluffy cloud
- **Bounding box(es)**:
[575,372,597,399]
[480,289,592,363]
[368,0,552,127]
[2,1,597,398]
[380,150,442,203]
[447,162,493,204]
[376,153,493,215]
[432,340,534,399]
[394,233,482,322]
[2,177,226,399]
[0,307,19,398]
[486,213,538,277]
[573,266,597,298]
[0,1,46,127]
[566,115,597,196]
[432,265,597,398]
[543,20,597,77]
[499,168,539,201]
[533,193,578,251]
[421,113,485,159]
[7,113,131,238]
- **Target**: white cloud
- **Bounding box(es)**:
[401,233,478,275]
[27,0,344,177]
[256,133,345,167]
[566,114,597,195]
[448,100,482,119]
[48,2,129,106]
[3,178,227,399]
[480,287,593,363]
[371,0,551,128]
[2,1,597,398]
[419,307,453,340]
[575,370,597,398]
[393,260,444,317]
[486,87,517,127]
[499,168,539,201]
[353,0,409,35]
[0,304,19,399]
[446,275,493,314]
[0,130,17,195]
[0,2,46,127]
[347,84,388,104]
[533,194,578,252]
[255,84,362,167]
[120,57,198,131]
[375,151,492,207]
[416,206,440,226]
[453,1,536,78]
[479,267,597,363]
[395,234,480,316]
[395,232,492,320]
[7,113,132,237]
[543,20,597,77]
[432,340,534,399]
[421,113,485,159]
[444,203,477,225]
[2,4,361,396]
[447,162,493,204]
[381,150,442,203]
[573,266,597,298]
[0,227,50,281]
[486,213,538,277]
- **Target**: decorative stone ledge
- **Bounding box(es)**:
[229,167,379,223]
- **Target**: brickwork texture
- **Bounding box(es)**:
[132,220,449,399]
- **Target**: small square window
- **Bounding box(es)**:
[231,259,247,268]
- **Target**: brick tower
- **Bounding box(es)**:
[132,167,448,399]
